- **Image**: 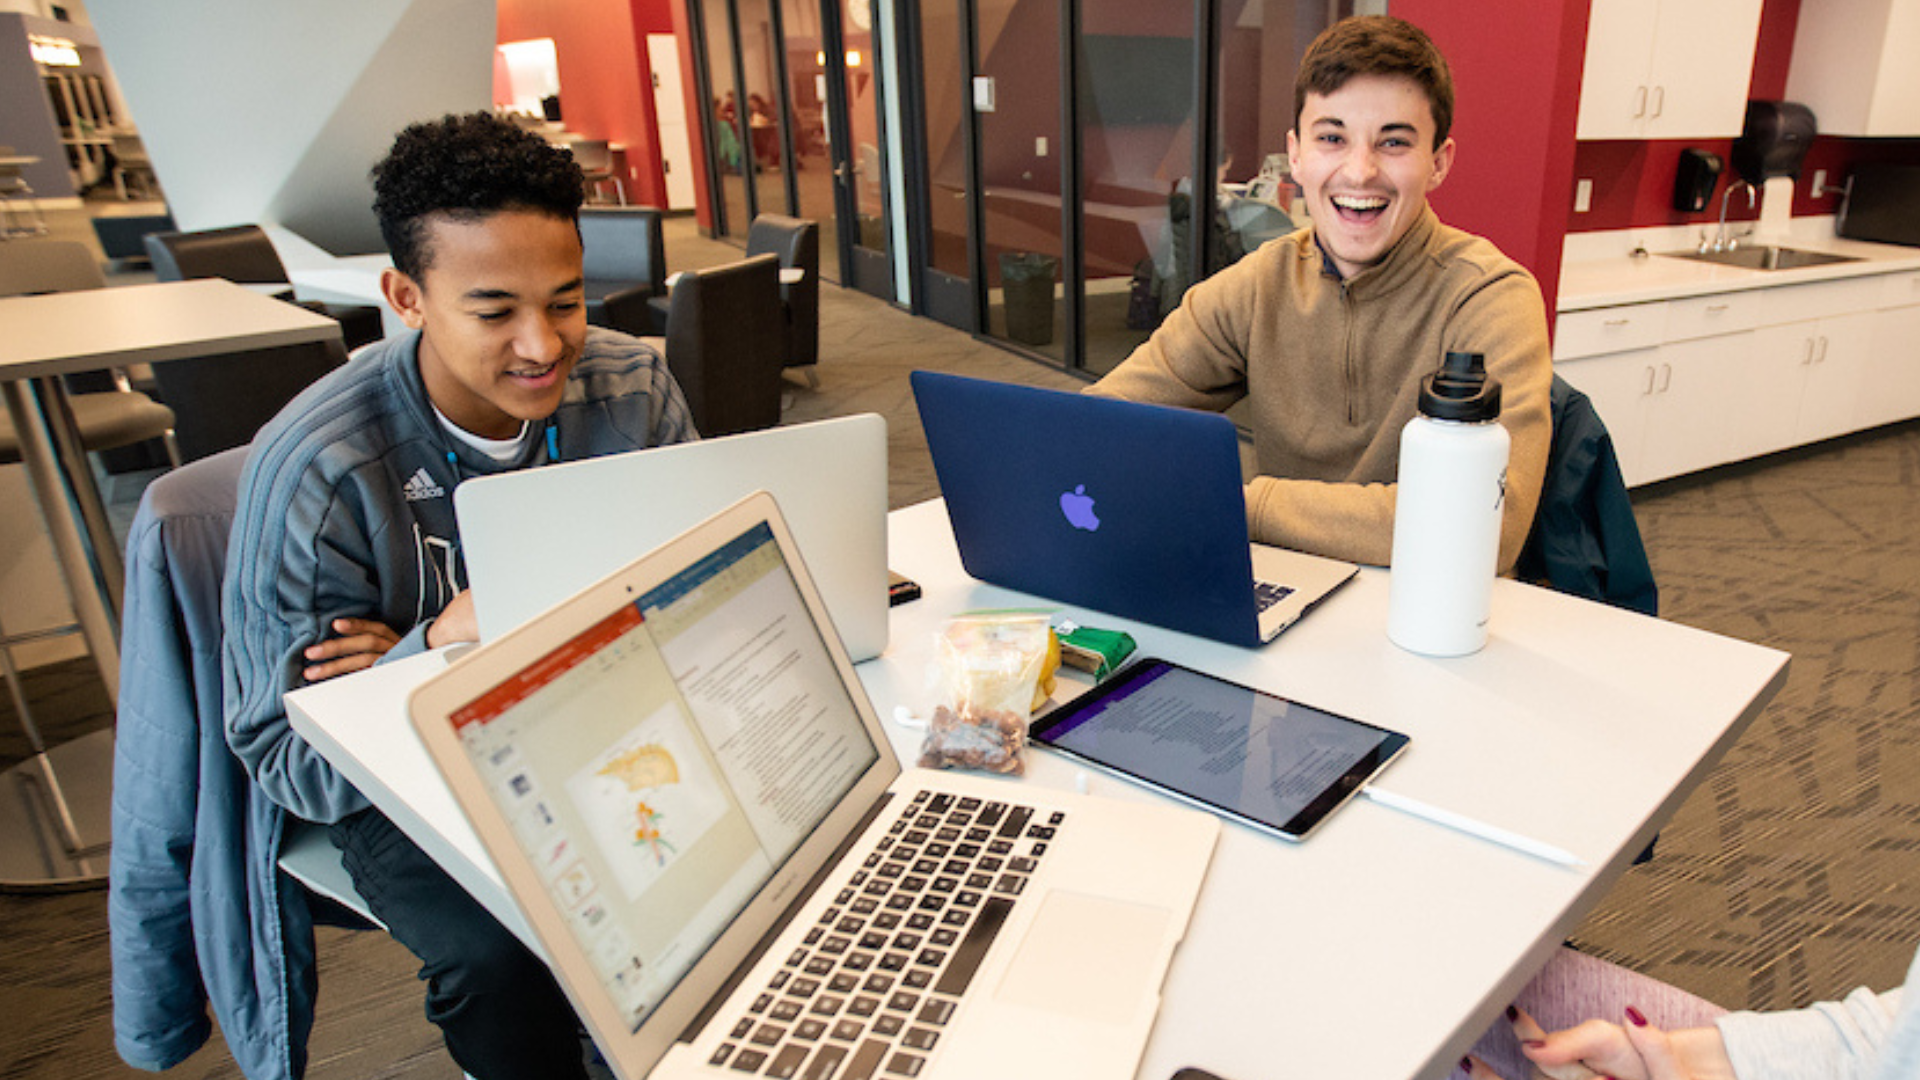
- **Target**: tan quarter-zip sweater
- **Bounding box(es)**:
[1087,205,1552,573]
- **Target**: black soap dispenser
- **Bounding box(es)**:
[1673,149,1724,213]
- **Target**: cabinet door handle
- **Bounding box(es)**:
[1642,365,1657,395]
[1650,86,1665,119]
[1633,86,1647,119]
[1802,338,1815,365]
[1658,363,1673,393]
[1816,335,1830,363]
[1705,303,1729,314]
[1604,318,1631,328]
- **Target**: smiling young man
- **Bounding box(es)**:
[1089,15,1550,573]
[222,112,696,1078]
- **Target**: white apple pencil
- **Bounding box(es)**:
[1361,786,1585,868]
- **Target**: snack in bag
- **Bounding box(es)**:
[918,612,1057,775]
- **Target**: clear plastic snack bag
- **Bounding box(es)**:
[918,611,1057,776]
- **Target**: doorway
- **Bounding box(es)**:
[694,0,895,299]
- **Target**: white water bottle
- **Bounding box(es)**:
[1387,352,1509,656]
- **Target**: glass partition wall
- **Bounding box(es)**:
[899,0,1352,371]
[690,0,1358,368]
[692,0,895,297]
[1075,2,1200,375]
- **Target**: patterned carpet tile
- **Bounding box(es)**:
[1572,423,1920,1014]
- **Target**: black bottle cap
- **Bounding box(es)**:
[1418,351,1502,422]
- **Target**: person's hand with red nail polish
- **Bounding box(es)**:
[1458,1004,1738,1080]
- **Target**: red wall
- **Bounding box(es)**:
[497,0,674,208]
[1395,0,1592,314]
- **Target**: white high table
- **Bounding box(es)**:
[287,499,1788,1080]
[0,278,339,889]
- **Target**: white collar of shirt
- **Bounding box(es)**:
[433,407,530,464]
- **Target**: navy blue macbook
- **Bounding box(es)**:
[911,371,1356,647]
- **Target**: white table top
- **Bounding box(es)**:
[286,498,1788,1080]
[0,278,340,379]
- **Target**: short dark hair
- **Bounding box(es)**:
[371,111,585,281]
[1294,16,1454,148]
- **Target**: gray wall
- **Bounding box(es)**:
[87,0,495,255]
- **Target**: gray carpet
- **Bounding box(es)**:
[1568,423,1920,1013]
[3,209,1917,1077]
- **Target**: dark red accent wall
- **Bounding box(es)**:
[498,0,674,208]
[1394,0,1592,314]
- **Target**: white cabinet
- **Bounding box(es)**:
[1752,312,1875,450]
[1555,270,1918,487]
[1557,345,1660,486]
[1643,333,1755,482]
[1577,0,1763,140]
[1785,0,1920,137]
[1859,272,1920,429]
[1559,334,1759,488]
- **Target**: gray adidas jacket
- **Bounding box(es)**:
[222,327,697,823]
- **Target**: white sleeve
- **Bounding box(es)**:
[1716,944,1918,1080]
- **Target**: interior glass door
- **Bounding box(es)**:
[737,0,791,219]
[832,0,894,297]
[777,0,841,281]
[703,0,753,235]
[907,0,976,330]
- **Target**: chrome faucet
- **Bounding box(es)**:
[1707,180,1757,253]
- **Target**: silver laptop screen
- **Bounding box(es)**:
[446,521,881,1032]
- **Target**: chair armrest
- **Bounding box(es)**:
[602,283,666,336]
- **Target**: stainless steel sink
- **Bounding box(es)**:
[1662,245,1864,271]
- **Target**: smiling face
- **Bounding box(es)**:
[1286,73,1455,280]
[380,209,587,440]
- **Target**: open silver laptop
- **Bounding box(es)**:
[409,491,1218,1080]
[456,415,889,661]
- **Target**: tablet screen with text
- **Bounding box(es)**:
[1030,659,1408,841]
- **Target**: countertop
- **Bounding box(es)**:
[1557,219,1920,313]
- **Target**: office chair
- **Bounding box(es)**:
[580,205,668,336]
[570,139,626,205]
[745,214,822,387]
[110,133,159,201]
[1516,375,1659,617]
[143,226,383,351]
[647,254,785,437]
[146,337,349,463]
[110,447,379,1080]
[0,238,180,463]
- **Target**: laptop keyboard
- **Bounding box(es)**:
[1254,579,1296,614]
[707,790,1065,1079]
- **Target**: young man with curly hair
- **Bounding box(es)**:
[223,111,697,1078]
[1089,15,1552,575]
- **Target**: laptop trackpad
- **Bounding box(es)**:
[995,891,1170,1023]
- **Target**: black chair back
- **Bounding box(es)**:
[663,254,784,437]
[144,225,290,284]
[581,206,666,290]
[745,214,821,370]
[149,339,348,463]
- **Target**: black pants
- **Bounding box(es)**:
[330,808,588,1080]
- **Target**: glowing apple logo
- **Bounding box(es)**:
[1059,484,1100,531]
